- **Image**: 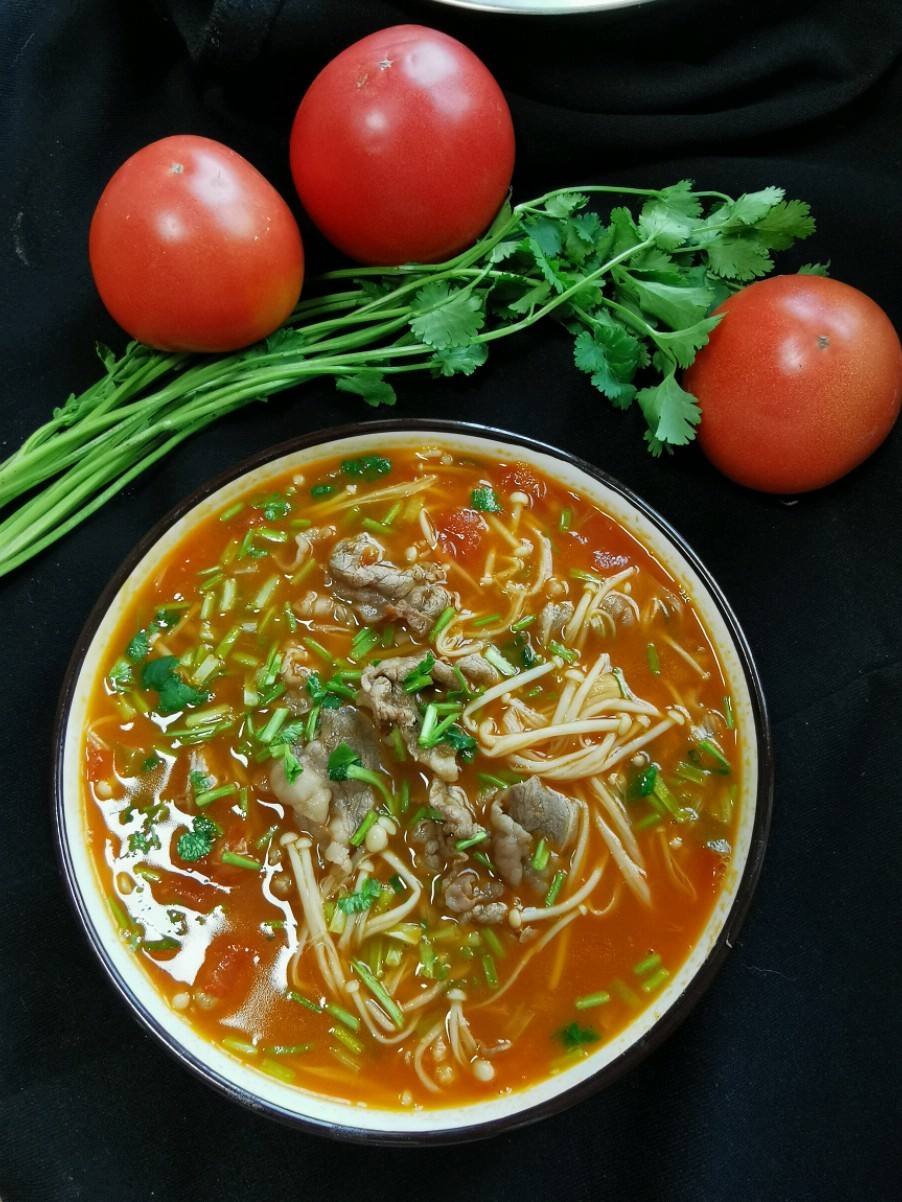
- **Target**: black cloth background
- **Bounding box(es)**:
[1,1,900,1198]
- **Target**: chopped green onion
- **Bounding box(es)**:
[219,502,244,522]
[634,953,663,977]
[697,738,732,773]
[610,977,640,1007]
[198,571,223,593]
[303,637,334,665]
[455,830,489,852]
[142,937,179,953]
[195,783,238,808]
[471,612,502,628]
[531,837,550,872]
[612,667,633,699]
[361,516,393,536]
[325,1003,361,1033]
[429,605,456,640]
[349,810,378,847]
[258,706,290,745]
[352,959,405,1029]
[220,850,262,871]
[330,1025,365,1055]
[267,1044,312,1056]
[329,1046,362,1072]
[558,507,572,532]
[350,627,380,660]
[482,954,499,989]
[646,642,661,675]
[222,1037,257,1056]
[472,850,494,872]
[676,760,707,784]
[259,1058,295,1083]
[481,927,506,959]
[724,695,735,730]
[418,704,439,746]
[545,870,567,907]
[548,640,577,664]
[575,991,610,1010]
[286,990,322,1013]
[483,645,518,677]
[640,967,671,993]
[388,728,407,762]
[510,615,536,632]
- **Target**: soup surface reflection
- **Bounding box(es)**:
[83,445,740,1108]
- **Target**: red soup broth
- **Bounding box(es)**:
[81,445,740,1109]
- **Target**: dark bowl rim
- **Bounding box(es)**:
[52,417,774,1146]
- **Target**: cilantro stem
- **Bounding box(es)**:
[0,181,814,578]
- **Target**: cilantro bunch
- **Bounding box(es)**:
[0,181,815,578]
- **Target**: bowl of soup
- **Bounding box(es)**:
[54,420,772,1142]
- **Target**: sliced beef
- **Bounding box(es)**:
[489,777,578,890]
[268,705,382,873]
[536,600,574,643]
[329,533,453,637]
[443,867,506,925]
[411,779,485,874]
[503,775,579,849]
[359,654,461,781]
[489,802,532,889]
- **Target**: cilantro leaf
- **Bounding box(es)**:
[410,282,486,349]
[555,1022,601,1049]
[639,181,704,250]
[327,742,361,781]
[637,372,702,453]
[750,198,816,249]
[651,315,723,369]
[441,725,478,763]
[341,455,392,479]
[125,628,150,663]
[176,815,222,862]
[573,323,644,407]
[141,656,209,715]
[108,658,133,691]
[798,262,830,276]
[337,878,382,915]
[282,747,304,784]
[252,492,291,520]
[617,269,714,330]
[471,486,502,513]
[335,370,397,408]
[706,233,774,281]
[429,343,489,377]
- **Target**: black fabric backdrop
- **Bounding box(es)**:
[1,1,900,1199]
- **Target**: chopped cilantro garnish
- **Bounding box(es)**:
[252,492,291,520]
[341,455,392,480]
[441,725,478,762]
[141,753,162,773]
[555,1022,601,1049]
[128,827,160,855]
[108,658,133,691]
[126,628,150,663]
[336,878,382,915]
[141,657,209,715]
[310,483,335,497]
[189,769,211,794]
[282,747,304,784]
[470,485,502,513]
[402,652,435,694]
[327,742,392,806]
[176,815,222,862]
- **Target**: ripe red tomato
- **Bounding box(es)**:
[289,25,515,265]
[685,274,902,493]
[89,135,304,352]
[436,506,486,561]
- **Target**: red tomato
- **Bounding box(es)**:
[194,936,257,1003]
[499,461,546,500]
[289,25,515,265]
[89,135,304,352]
[685,274,902,493]
[436,506,487,561]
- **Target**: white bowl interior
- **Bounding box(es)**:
[58,426,764,1139]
